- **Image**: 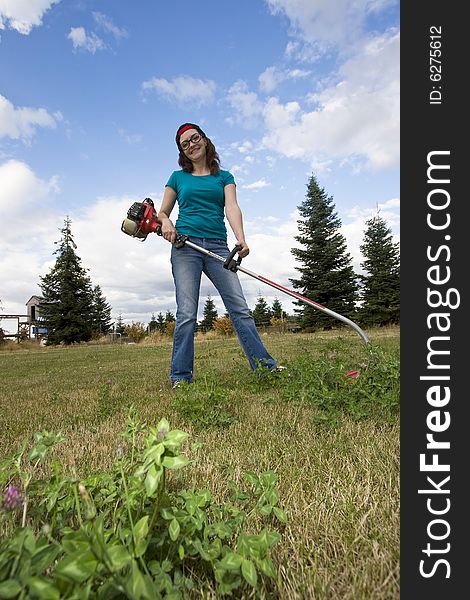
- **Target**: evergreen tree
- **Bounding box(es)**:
[39,217,94,345]
[252,296,272,327]
[164,310,176,337]
[90,285,112,336]
[199,295,218,331]
[359,213,400,326]
[156,312,166,333]
[290,175,358,330]
[165,310,175,325]
[115,313,126,335]
[271,298,286,319]
[148,312,159,333]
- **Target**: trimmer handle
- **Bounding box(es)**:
[224,244,243,272]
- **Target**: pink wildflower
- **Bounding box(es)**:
[2,485,23,511]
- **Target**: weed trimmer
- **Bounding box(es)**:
[121,198,372,378]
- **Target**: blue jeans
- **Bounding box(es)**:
[170,237,276,383]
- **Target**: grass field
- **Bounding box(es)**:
[0,327,399,599]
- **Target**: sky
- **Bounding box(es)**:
[0,0,399,334]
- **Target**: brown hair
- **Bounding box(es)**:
[178,137,221,175]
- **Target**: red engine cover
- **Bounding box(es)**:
[139,202,161,236]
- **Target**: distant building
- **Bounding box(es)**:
[0,296,47,341]
[26,296,48,337]
[26,295,43,323]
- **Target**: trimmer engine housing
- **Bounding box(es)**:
[121,198,161,240]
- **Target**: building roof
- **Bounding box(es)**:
[26,295,43,306]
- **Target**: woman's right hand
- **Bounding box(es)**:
[158,186,178,244]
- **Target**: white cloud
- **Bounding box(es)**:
[0,0,60,35]
[259,66,311,93]
[0,160,60,240]
[226,80,263,127]
[66,13,126,55]
[0,95,58,141]
[92,12,128,39]
[228,164,248,181]
[118,128,143,145]
[261,30,399,171]
[142,76,216,106]
[230,140,254,155]
[259,67,284,93]
[284,40,321,63]
[67,26,106,54]
[242,179,270,190]
[265,0,397,51]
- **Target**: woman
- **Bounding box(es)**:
[158,122,283,387]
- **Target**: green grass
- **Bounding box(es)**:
[0,327,399,599]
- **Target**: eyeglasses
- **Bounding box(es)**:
[180,132,202,151]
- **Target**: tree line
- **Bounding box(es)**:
[29,174,399,345]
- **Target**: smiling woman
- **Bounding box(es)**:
[157,122,283,387]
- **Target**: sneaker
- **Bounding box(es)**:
[171,380,182,390]
[273,365,286,373]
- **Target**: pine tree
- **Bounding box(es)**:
[165,311,175,325]
[148,313,158,333]
[164,310,176,337]
[199,295,218,331]
[115,313,126,335]
[271,298,286,319]
[290,175,358,330]
[90,285,112,337]
[359,213,400,326]
[39,217,94,345]
[156,312,166,333]
[252,296,272,327]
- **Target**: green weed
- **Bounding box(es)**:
[281,342,399,426]
[0,409,286,599]
[171,374,237,430]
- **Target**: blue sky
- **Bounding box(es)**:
[0,0,399,331]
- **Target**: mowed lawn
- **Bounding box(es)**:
[0,328,400,599]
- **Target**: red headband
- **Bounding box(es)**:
[175,123,206,148]
[177,124,196,138]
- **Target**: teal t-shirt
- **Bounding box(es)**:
[165,169,235,239]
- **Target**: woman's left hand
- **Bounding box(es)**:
[236,240,250,258]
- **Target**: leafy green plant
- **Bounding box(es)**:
[171,375,237,429]
[0,408,285,598]
[282,342,400,425]
[95,380,120,421]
